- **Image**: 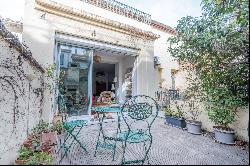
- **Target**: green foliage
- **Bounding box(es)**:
[50,121,65,134]
[185,99,201,122]
[164,105,174,117]
[168,0,249,128]
[25,152,53,165]
[18,146,32,160]
[164,100,185,119]
[16,121,57,165]
[45,63,65,94]
[32,120,50,135]
[46,64,56,79]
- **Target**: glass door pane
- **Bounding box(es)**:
[58,45,93,116]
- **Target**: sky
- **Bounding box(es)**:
[118,0,203,27]
[0,0,203,28]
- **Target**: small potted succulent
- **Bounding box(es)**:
[185,99,202,135]
[164,100,186,129]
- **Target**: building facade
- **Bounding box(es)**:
[21,0,177,121]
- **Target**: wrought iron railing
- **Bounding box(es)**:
[80,0,152,24]
[155,89,181,109]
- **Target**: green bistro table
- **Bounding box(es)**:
[93,106,122,161]
[57,119,88,163]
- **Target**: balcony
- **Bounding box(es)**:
[81,0,152,24]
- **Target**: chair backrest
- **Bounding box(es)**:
[121,95,159,133]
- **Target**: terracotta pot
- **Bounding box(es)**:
[23,139,33,149]
[41,132,57,146]
[15,159,29,165]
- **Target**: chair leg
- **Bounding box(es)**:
[94,141,99,157]
[143,142,150,165]
[143,138,152,165]
[121,140,130,165]
[112,140,118,161]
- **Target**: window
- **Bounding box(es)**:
[60,53,64,66]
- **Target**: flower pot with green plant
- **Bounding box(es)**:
[182,83,203,135]
[51,121,66,146]
[32,120,50,135]
[15,146,33,165]
[185,99,202,135]
[164,100,186,129]
[205,87,247,145]
[25,151,53,165]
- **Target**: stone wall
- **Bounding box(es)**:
[0,22,45,164]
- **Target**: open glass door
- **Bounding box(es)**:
[58,44,93,116]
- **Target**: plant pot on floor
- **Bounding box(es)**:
[165,116,186,129]
[186,120,202,135]
[213,126,235,145]
[15,158,29,165]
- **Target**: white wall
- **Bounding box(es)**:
[52,0,153,32]
[0,36,44,164]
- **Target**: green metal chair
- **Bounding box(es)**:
[118,95,159,165]
[57,94,88,164]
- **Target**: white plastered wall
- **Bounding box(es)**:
[0,36,44,164]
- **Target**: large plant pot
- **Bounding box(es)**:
[213,126,235,145]
[186,120,202,135]
[165,116,186,129]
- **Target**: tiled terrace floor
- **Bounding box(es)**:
[55,115,249,165]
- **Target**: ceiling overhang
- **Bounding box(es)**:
[55,32,139,57]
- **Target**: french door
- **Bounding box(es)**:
[56,43,93,116]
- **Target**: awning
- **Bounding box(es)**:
[55,32,139,56]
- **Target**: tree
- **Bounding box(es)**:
[168,0,249,129]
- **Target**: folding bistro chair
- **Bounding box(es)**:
[57,94,88,163]
[117,95,159,165]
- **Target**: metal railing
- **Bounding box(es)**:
[81,0,152,24]
[155,89,181,110]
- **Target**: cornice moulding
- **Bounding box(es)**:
[35,0,160,40]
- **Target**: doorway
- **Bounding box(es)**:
[57,44,93,116]
[93,63,115,102]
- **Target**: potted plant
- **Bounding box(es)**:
[15,146,33,165]
[25,151,53,165]
[204,82,248,145]
[185,99,202,135]
[51,121,65,145]
[164,100,186,129]
[32,120,50,135]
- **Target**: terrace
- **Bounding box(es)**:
[53,116,248,165]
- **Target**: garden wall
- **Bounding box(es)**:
[0,21,45,164]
